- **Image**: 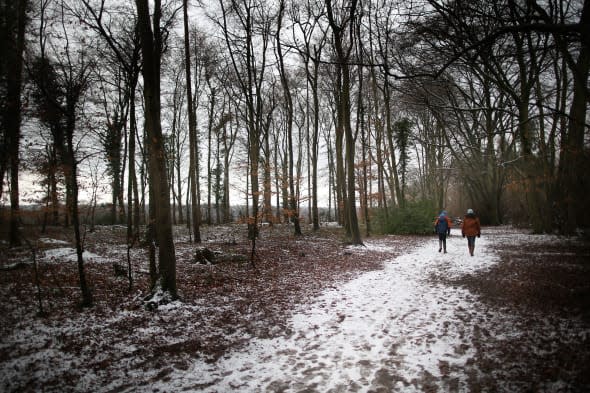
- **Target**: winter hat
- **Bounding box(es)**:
[440,210,447,216]
[467,208,474,214]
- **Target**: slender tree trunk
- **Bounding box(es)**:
[215,137,221,224]
[175,123,183,225]
[281,138,289,223]
[206,84,215,225]
[64,96,93,306]
[263,123,273,225]
[129,92,141,237]
[126,90,137,289]
[119,125,127,224]
[223,131,231,223]
[183,0,201,242]
[273,133,282,223]
[325,131,335,222]
[276,0,301,235]
[334,88,346,229]
[49,146,59,225]
[310,61,320,230]
[383,84,401,207]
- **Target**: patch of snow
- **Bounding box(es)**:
[346,238,404,254]
[39,238,69,245]
[41,247,105,263]
[322,222,342,228]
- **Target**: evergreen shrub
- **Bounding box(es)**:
[373,200,436,235]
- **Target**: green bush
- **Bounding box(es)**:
[373,200,436,235]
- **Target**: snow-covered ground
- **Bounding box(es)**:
[2,227,588,392]
[142,229,580,392]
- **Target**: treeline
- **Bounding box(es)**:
[1,0,588,304]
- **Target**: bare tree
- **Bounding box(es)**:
[95,64,129,226]
[530,0,590,234]
[291,0,328,231]
[408,0,589,231]
[1,0,28,246]
[325,0,362,245]
[77,0,143,257]
[30,0,95,306]
[162,53,188,225]
[182,0,201,242]
[276,0,302,235]
[218,0,273,263]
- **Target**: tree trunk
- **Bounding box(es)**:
[223,128,232,223]
[557,1,590,234]
[64,89,93,306]
[263,122,273,225]
[273,133,282,223]
[182,0,201,243]
[383,84,402,208]
[326,0,362,244]
[129,92,141,236]
[310,60,320,230]
[175,130,183,225]
[4,0,28,247]
[136,0,177,297]
[276,0,301,235]
[206,83,215,225]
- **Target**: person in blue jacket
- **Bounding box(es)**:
[434,210,452,253]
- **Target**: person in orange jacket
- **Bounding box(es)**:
[434,210,452,253]
[461,208,481,256]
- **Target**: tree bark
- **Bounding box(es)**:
[556,0,590,234]
[4,0,28,247]
[276,0,301,235]
[136,0,177,297]
[326,0,362,245]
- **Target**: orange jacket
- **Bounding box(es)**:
[461,215,481,237]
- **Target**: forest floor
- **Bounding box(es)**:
[0,224,589,392]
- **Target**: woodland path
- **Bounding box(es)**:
[153,231,533,392]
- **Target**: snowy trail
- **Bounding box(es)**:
[153,232,499,392]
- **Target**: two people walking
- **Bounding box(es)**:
[434,209,481,256]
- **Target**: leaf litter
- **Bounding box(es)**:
[0,225,589,392]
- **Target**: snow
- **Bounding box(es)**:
[41,246,105,263]
[1,227,587,392]
[39,238,70,245]
[146,228,562,392]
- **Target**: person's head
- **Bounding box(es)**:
[440,210,447,217]
[467,208,474,215]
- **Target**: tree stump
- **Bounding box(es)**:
[194,247,216,264]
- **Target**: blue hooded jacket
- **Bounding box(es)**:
[435,212,451,234]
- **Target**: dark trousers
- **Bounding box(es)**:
[438,233,447,251]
